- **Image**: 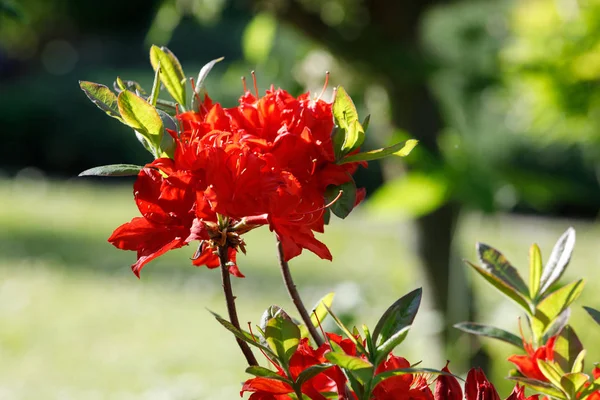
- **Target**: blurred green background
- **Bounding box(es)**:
[1,0,600,398]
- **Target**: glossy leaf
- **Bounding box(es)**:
[149,45,186,108]
[324,348,373,385]
[79,81,122,121]
[245,366,292,384]
[324,305,366,353]
[571,349,586,374]
[583,306,600,326]
[325,177,357,219]
[333,86,363,154]
[78,164,142,177]
[529,243,543,300]
[508,377,567,399]
[540,227,576,294]
[553,325,584,374]
[560,373,589,399]
[453,322,522,348]
[310,292,335,328]
[338,139,419,164]
[192,57,224,110]
[537,360,565,388]
[466,260,532,313]
[372,288,421,346]
[295,364,334,386]
[374,325,411,367]
[532,280,585,338]
[209,310,275,358]
[118,90,164,144]
[265,317,301,363]
[477,243,530,298]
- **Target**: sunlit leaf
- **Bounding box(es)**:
[537,360,565,388]
[78,164,142,177]
[79,81,122,121]
[324,305,366,354]
[553,325,584,373]
[265,317,301,364]
[310,292,335,328]
[333,86,364,155]
[372,367,455,387]
[295,364,333,386]
[372,288,421,346]
[529,243,543,300]
[531,280,584,338]
[117,90,164,147]
[453,322,522,348]
[338,139,419,164]
[539,228,575,294]
[192,57,224,110]
[560,373,589,399]
[571,349,586,374]
[324,347,373,385]
[149,45,186,108]
[245,366,292,384]
[477,243,530,298]
[209,310,275,358]
[542,308,571,343]
[148,61,161,106]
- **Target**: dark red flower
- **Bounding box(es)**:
[508,335,557,382]
[372,355,434,400]
[465,368,500,400]
[434,362,463,400]
[505,385,539,400]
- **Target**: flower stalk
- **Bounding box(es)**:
[218,244,258,366]
[276,238,325,347]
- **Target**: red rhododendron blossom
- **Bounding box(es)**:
[507,334,557,382]
[465,368,500,400]
[435,362,463,400]
[372,355,434,400]
[110,86,366,277]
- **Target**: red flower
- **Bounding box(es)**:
[465,368,500,400]
[435,362,463,400]
[508,335,557,382]
[505,385,539,400]
[372,355,434,400]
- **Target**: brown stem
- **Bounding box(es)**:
[276,239,325,347]
[218,245,258,366]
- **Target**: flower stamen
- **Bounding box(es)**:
[251,70,258,97]
[317,71,330,101]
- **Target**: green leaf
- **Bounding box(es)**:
[192,57,224,110]
[372,288,421,346]
[571,349,586,374]
[531,280,585,338]
[333,86,363,154]
[338,139,419,164]
[453,322,523,348]
[118,90,164,145]
[265,317,301,363]
[466,260,532,314]
[148,61,161,106]
[310,292,335,328]
[530,243,543,300]
[477,243,531,298]
[560,373,589,399]
[374,325,411,367]
[537,360,565,388]
[78,164,142,177]
[540,228,576,294]
[542,308,571,343]
[508,377,567,399]
[323,305,366,354]
[242,13,277,64]
[325,177,357,219]
[79,81,122,121]
[209,310,275,358]
[149,45,186,108]
[372,367,453,387]
[114,78,145,94]
[324,348,373,385]
[331,127,346,161]
[362,115,371,133]
[583,306,600,326]
[553,325,584,374]
[295,364,333,386]
[245,366,292,384]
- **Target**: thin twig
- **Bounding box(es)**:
[276,239,325,347]
[219,245,258,366]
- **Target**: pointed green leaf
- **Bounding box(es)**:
[149,45,186,108]
[532,280,584,338]
[372,288,422,346]
[571,349,586,374]
[209,310,275,358]
[245,366,292,384]
[295,364,334,386]
[553,326,584,374]
[325,176,357,219]
[530,243,543,300]
[331,127,346,161]
[114,78,145,94]
[466,260,532,314]
[362,115,371,133]
[265,317,301,363]
[148,61,161,106]
[79,81,122,121]
[78,164,142,177]
[310,292,335,328]
[338,139,419,164]
[374,325,411,367]
[537,360,565,388]
[323,305,366,354]
[508,377,567,399]
[333,86,363,154]
[542,308,571,343]
[560,373,589,399]
[192,57,224,110]
[324,348,373,385]
[540,228,576,294]
[477,243,530,298]
[453,322,522,348]
[118,90,164,145]
[583,306,600,326]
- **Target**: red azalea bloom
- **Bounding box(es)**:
[465,368,500,400]
[372,355,434,400]
[508,335,557,382]
[434,362,463,400]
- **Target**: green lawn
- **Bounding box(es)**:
[1,178,599,399]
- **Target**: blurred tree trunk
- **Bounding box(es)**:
[250,0,484,369]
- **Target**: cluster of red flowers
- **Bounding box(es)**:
[241,332,542,400]
[109,88,365,277]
